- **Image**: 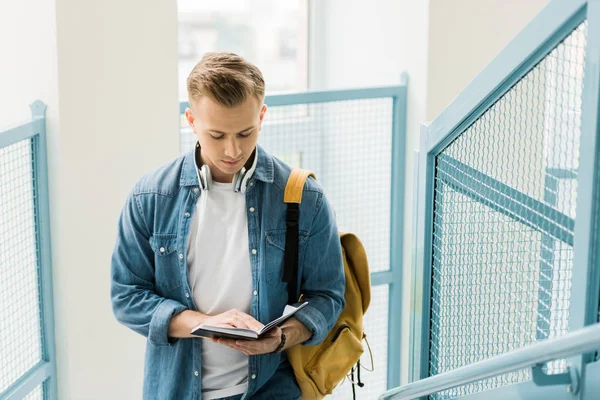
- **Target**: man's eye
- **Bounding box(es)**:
[211,135,224,140]
[239,132,252,138]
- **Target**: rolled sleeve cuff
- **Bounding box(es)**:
[293,304,328,346]
[148,299,187,347]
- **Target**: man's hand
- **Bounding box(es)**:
[214,317,312,355]
[214,326,283,355]
[203,309,264,331]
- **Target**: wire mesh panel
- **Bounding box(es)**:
[0,139,44,393]
[428,21,587,399]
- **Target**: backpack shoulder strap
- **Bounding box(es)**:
[283,169,316,304]
[284,169,316,204]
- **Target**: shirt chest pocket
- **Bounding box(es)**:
[264,229,309,287]
[149,233,182,291]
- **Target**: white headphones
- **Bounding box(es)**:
[195,142,257,194]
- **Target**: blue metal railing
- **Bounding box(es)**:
[410,0,600,398]
[380,323,600,399]
[0,101,57,400]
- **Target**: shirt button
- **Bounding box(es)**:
[253,290,258,296]
[179,253,184,259]
[194,371,199,376]
[185,293,190,298]
[251,249,257,255]
[193,188,199,193]
[185,212,191,218]
[249,207,255,213]
[249,181,254,187]
[159,247,165,253]
[251,374,256,379]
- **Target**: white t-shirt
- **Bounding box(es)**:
[186,181,253,400]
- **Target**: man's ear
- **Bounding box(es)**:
[259,104,267,130]
[185,108,196,133]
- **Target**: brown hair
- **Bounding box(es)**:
[187,52,265,107]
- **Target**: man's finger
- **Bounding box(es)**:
[225,309,264,331]
[230,317,250,329]
[220,340,255,355]
[240,315,264,331]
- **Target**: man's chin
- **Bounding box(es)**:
[215,165,243,180]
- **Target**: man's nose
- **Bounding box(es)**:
[224,138,241,159]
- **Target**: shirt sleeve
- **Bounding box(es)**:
[110,191,187,347]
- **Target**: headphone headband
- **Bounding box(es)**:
[194,142,257,193]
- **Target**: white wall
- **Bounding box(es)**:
[0,0,59,130]
[51,0,179,398]
[427,0,551,120]
[2,1,179,396]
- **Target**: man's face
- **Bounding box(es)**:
[185,96,267,183]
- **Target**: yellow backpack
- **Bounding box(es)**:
[283,169,372,399]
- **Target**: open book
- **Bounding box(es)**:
[191,302,309,340]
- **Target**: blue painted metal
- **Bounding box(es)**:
[428,162,443,381]
[0,118,45,149]
[2,362,53,400]
[582,361,600,399]
[387,73,409,390]
[531,362,577,392]
[436,154,575,246]
[30,101,58,400]
[0,101,57,400]
[179,84,407,113]
[411,127,436,383]
[371,271,394,287]
[408,0,590,389]
[568,0,600,390]
[458,379,580,400]
[380,323,600,400]
[545,168,578,180]
[408,150,421,385]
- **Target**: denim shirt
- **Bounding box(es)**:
[110,145,345,399]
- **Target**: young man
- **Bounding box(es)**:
[111,52,345,400]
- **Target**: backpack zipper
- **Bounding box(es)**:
[331,324,350,342]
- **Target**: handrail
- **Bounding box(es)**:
[379,323,600,400]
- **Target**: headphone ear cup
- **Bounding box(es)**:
[233,167,246,193]
[199,164,212,191]
[238,168,253,194]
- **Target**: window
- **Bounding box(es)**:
[177,0,309,99]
